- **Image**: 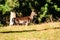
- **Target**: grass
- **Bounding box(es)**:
[0,22,60,40]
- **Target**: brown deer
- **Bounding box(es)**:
[13,9,37,26]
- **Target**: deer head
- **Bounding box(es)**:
[30,9,37,19]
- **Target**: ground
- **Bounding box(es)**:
[0,22,60,40]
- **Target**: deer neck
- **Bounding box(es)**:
[29,16,33,20]
[29,13,34,20]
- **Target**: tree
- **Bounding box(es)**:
[0,0,19,26]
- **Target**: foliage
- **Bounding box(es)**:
[53,5,60,11]
[38,3,48,22]
[0,0,60,26]
[0,21,3,27]
[0,0,19,14]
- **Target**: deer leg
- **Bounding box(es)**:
[24,21,28,26]
[25,23,28,26]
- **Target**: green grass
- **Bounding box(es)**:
[0,22,60,40]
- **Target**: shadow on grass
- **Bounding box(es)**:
[0,30,39,33]
[0,27,60,33]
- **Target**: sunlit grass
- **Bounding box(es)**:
[0,22,60,40]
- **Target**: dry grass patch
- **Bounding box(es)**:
[0,22,60,32]
[0,22,60,40]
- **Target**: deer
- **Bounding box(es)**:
[13,9,37,26]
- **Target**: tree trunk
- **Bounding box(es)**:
[10,11,16,26]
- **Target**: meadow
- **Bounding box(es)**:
[0,22,60,40]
